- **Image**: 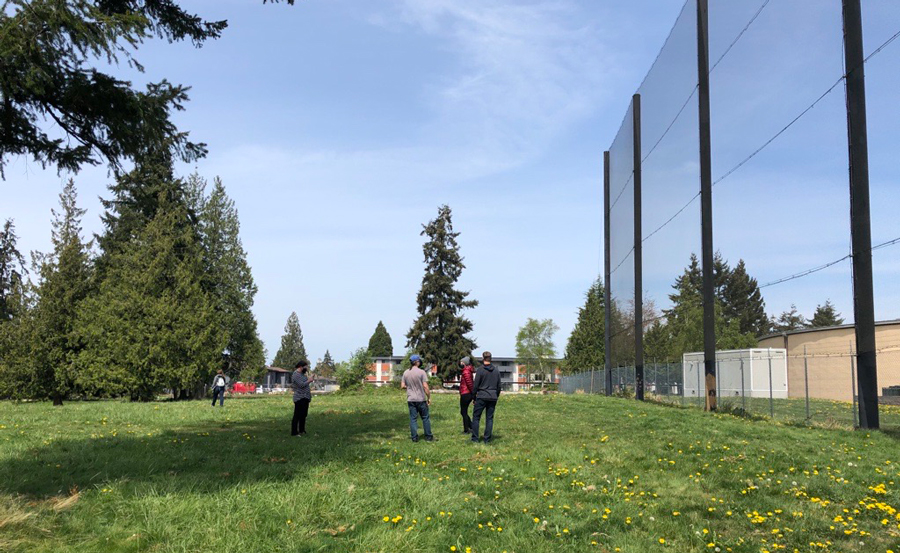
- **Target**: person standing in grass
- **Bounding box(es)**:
[471,351,501,443]
[458,356,474,434]
[211,369,229,407]
[401,355,434,442]
[291,360,312,436]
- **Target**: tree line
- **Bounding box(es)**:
[563,253,846,372]
[0,163,265,403]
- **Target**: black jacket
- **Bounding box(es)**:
[473,363,502,400]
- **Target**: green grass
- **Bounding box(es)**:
[653,392,900,429]
[1,392,899,553]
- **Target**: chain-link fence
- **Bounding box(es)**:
[562,345,900,429]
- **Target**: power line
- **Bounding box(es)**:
[758,255,850,289]
[759,235,900,289]
[712,77,843,186]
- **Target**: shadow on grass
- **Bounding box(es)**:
[0,406,400,498]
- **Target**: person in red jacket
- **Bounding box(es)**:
[458,356,475,434]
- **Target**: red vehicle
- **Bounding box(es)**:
[232,382,257,394]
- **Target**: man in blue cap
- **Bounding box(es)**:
[401,354,434,442]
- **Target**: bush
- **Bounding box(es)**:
[336,347,371,390]
[428,376,443,389]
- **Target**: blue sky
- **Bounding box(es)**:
[2,1,898,364]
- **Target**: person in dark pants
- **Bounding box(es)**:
[401,355,433,442]
[291,360,312,436]
[471,351,501,443]
[458,356,474,434]
[211,369,229,407]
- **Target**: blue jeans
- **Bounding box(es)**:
[471,398,497,441]
[212,386,225,407]
[407,401,432,440]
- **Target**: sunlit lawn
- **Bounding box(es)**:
[655,392,900,429]
[1,391,899,552]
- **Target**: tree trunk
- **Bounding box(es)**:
[52,395,63,406]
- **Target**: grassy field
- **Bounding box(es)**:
[654,393,900,429]
[1,392,899,553]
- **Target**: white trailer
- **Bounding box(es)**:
[682,348,788,399]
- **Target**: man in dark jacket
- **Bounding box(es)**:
[471,351,501,443]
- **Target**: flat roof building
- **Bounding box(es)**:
[757,319,900,402]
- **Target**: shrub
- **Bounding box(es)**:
[336,347,371,390]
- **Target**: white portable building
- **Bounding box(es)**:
[682,349,788,399]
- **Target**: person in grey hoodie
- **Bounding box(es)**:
[471,351,501,443]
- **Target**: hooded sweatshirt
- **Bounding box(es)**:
[472,363,501,401]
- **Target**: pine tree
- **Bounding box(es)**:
[721,259,769,337]
[809,300,844,328]
[368,321,393,357]
[96,155,197,273]
[75,194,224,401]
[663,254,757,359]
[771,304,808,332]
[198,176,265,381]
[315,350,336,378]
[406,205,478,380]
[564,277,606,373]
[643,320,673,363]
[27,181,93,405]
[0,220,27,322]
[0,1,297,176]
[272,312,307,369]
[0,233,33,400]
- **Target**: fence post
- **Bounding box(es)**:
[665,361,670,400]
[851,341,858,428]
[768,347,774,419]
[740,357,746,414]
[696,361,702,408]
[803,345,810,421]
[590,369,594,394]
[715,357,721,403]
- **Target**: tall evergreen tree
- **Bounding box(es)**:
[315,350,336,378]
[721,259,769,337]
[75,193,224,401]
[96,155,197,273]
[26,181,94,405]
[564,277,606,373]
[0,223,32,399]
[198,176,265,380]
[0,220,27,322]
[809,300,844,328]
[272,312,307,368]
[0,1,297,176]
[643,320,672,363]
[663,254,757,359]
[368,321,393,357]
[771,304,808,332]
[406,205,478,380]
